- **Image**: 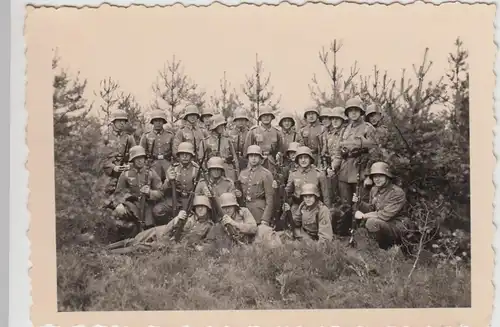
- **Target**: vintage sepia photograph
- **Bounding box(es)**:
[25,2,495,326]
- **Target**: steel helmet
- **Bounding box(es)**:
[286,142,300,154]
[294,146,315,164]
[365,104,382,117]
[300,183,320,197]
[110,110,128,123]
[128,145,146,162]
[369,162,393,178]
[149,110,167,124]
[183,104,201,120]
[201,108,214,119]
[193,195,212,210]
[319,107,334,119]
[278,114,296,127]
[219,192,239,207]
[246,145,264,158]
[207,156,225,170]
[303,106,320,119]
[177,142,195,156]
[344,97,365,115]
[233,108,250,121]
[258,107,276,121]
[210,114,227,131]
[331,106,347,120]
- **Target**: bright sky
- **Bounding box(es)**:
[28,2,491,116]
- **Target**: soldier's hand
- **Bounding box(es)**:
[282,203,291,211]
[167,168,177,180]
[352,193,359,203]
[222,214,234,226]
[177,210,187,221]
[234,189,242,198]
[140,185,150,195]
[364,177,373,187]
[272,180,278,189]
[113,165,126,173]
[203,186,212,198]
[275,152,282,163]
[354,210,365,220]
[114,203,127,216]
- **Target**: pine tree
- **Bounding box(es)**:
[210,71,245,119]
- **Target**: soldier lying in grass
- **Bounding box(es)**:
[106,195,215,253]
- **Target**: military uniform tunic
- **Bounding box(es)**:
[172,124,206,162]
[228,126,250,171]
[113,166,163,226]
[238,165,274,224]
[243,124,284,175]
[194,176,236,198]
[299,121,324,163]
[281,128,303,154]
[139,128,174,182]
[292,201,333,243]
[200,132,238,181]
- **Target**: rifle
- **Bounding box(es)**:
[272,155,285,230]
[230,139,245,207]
[348,138,367,248]
[171,151,208,242]
[139,139,156,229]
[279,190,297,238]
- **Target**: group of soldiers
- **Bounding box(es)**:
[100,96,409,252]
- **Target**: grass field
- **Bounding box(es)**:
[57,233,471,311]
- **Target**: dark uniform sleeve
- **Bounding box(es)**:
[317,169,332,208]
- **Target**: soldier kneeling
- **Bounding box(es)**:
[205,193,258,248]
[352,162,407,250]
[283,183,333,244]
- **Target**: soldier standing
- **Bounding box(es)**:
[282,183,333,244]
[278,114,303,153]
[332,97,377,207]
[319,106,347,203]
[365,104,390,148]
[172,104,206,163]
[243,107,284,176]
[299,106,324,164]
[139,110,174,183]
[285,146,332,218]
[200,114,238,182]
[200,108,214,137]
[101,110,136,195]
[234,145,274,227]
[111,145,164,232]
[153,142,199,222]
[228,108,251,171]
[195,157,236,198]
[352,162,407,250]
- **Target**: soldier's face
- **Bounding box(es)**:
[298,154,311,167]
[303,194,316,206]
[367,113,382,125]
[179,153,192,164]
[306,112,318,123]
[152,119,164,129]
[202,115,212,124]
[134,156,146,168]
[186,114,199,124]
[114,119,127,130]
[372,174,388,187]
[347,108,362,121]
[210,168,223,179]
[331,118,344,128]
[234,118,246,127]
[215,125,226,134]
[222,206,236,216]
[281,119,293,130]
[260,114,273,125]
[321,117,332,127]
[288,151,297,161]
[195,205,208,218]
[248,154,261,166]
